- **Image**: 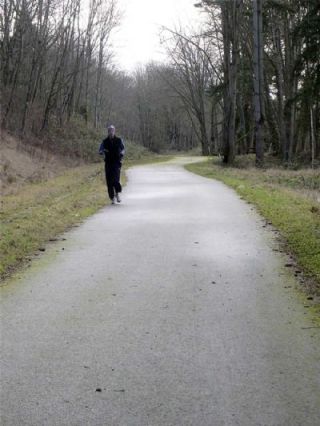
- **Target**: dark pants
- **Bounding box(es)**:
[105,163,122,200]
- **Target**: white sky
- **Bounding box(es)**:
[110,0,204,71]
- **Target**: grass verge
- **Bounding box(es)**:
[185,159,320,297]
[0,155,172,281]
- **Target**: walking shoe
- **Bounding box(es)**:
[116,193,121,203]
[111,197,116,204]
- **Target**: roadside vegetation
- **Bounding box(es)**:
[0,140,170,281]
[186,157,320,296]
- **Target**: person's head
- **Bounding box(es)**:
[107,124,115,137]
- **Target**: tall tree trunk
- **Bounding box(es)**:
[199,119,209,155]
[210,97,217,154]
[221,0,242,164]
[310,106,315,168]
[253,0,264,166]
[271,19,287,162]
[94,34,106,128]
[221,3,231,163]
[1,18,25,127]
[1,0,13,88]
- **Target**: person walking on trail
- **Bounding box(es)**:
[99,125,125,204]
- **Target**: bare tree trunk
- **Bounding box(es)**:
[41,30,70,131]
[210,97,216,154]
[1,7,26,127]
[237,93,246,154]
[84,0,100,125]
[20,0,47,132]
[221,2,231,162]
[221,0,242,164]
[310,106,315,168]
[271,19,287,162]
[1,0,13,88]
[94,37,104,128]
[253,0,264,166]
[75,45,85,115]
[93,0,118,128]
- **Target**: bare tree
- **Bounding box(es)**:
[94,0,120,128]
[160,28,215,155]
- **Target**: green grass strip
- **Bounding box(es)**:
[1,164,106,279]
[1,156,172,280]
[186,160,320,288]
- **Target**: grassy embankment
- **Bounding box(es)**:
[186,157,320,297]
[0,143,171,281]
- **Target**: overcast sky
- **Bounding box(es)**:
[110,0,204,71]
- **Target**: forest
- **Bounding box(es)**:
[1,0,319,166]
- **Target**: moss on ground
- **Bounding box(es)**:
[186,159,320,295]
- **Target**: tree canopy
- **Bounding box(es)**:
[1,0,319,165]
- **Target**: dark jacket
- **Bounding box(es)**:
[99,136,125,166]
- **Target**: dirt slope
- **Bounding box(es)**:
[1,132,74,195]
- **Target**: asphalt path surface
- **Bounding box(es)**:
[1,158,319,426]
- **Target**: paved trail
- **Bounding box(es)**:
[1,158,319,426]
